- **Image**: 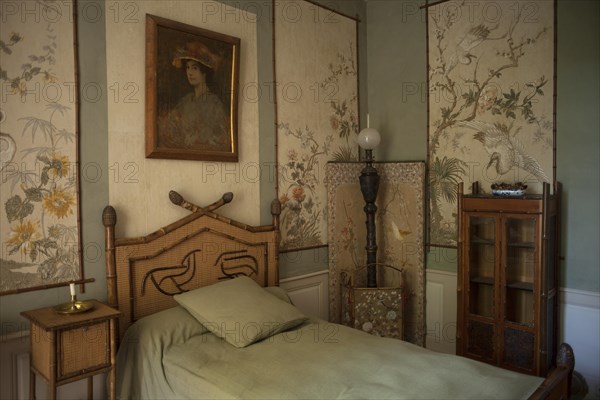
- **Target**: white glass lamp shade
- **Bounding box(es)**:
[357,128,381,150]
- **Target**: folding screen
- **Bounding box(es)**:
[327,162,426,346]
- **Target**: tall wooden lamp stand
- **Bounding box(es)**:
[357,126,381,288]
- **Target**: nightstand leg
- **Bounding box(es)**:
[87,376,93,399]
[48,331,56,400]
[29,369,36,400]
[109,319,117,400]
[49,382,56,400]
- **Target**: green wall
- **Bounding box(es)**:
[555,0,600,292]
[366,0,427,162]
[366,0,600,292]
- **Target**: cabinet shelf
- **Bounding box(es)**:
[504,320,535,332]
[470,276,495,285]
[507,242,536,249]
[470,238,495,246]
[506,281,534,291]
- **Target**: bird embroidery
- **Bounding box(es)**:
[390,220,412,242]
[457,120,549,183]
[444,24,504,77]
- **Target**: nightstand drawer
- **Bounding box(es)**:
[58,321,110,379]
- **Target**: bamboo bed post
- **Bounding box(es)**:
[528,342,575,400]
[456,182,464,353]
[271,198,281,230]
[541,182,550,373]
[102,206,118,311]
[558,342,575,395]
[554,181,563,375]
[169,190,233,214]
[271,198,281,284]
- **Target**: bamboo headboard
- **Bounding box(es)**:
[102,191,281,339]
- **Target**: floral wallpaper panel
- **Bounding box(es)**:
[428,0,555,246]
[0,0,82,294]
[275,0,359,251]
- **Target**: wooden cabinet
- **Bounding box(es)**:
[21,300,119,400]
[457,182,561,376]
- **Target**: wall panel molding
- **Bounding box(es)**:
[280,270,329,321]
[425,269,457,354]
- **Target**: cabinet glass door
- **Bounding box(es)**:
[504,217,536,326]
[468,216,495,318]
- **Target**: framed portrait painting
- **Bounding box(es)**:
[145,15,240,162]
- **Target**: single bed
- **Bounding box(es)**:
[102,191,574,400]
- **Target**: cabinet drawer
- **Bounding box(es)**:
[58,321,110,379]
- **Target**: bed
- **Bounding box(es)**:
[102,191,574,400]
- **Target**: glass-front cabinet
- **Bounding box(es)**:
[457,182,560,377]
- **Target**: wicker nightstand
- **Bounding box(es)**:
[21,300,120,400]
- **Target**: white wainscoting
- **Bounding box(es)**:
[280,270,329,321]
[0,331,107,400]
[425,269,458,354]
[561,289,600,399]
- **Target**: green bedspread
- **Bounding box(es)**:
[116,306,543,400]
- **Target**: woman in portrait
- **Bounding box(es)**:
[158,41,230,152]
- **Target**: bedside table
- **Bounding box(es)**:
[21,300,120,400]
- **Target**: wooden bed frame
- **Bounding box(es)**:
[102,191,281,339]
[102,191,574,400]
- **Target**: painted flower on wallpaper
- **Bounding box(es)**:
[322,45,359,162]
[428,3,553,245]
[0,26,57,99]
[43,187,75,219]
[278,123,332,249]
[279,47,359,250]
[47,153,71,178]
[1,21,80,289]
[6,220,41,254]
[477,85,498,115]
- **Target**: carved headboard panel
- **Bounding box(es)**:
[103,192,280,339]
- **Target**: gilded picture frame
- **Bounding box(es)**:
[145,15,240,162]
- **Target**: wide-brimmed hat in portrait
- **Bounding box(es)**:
[172,41,222,71]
